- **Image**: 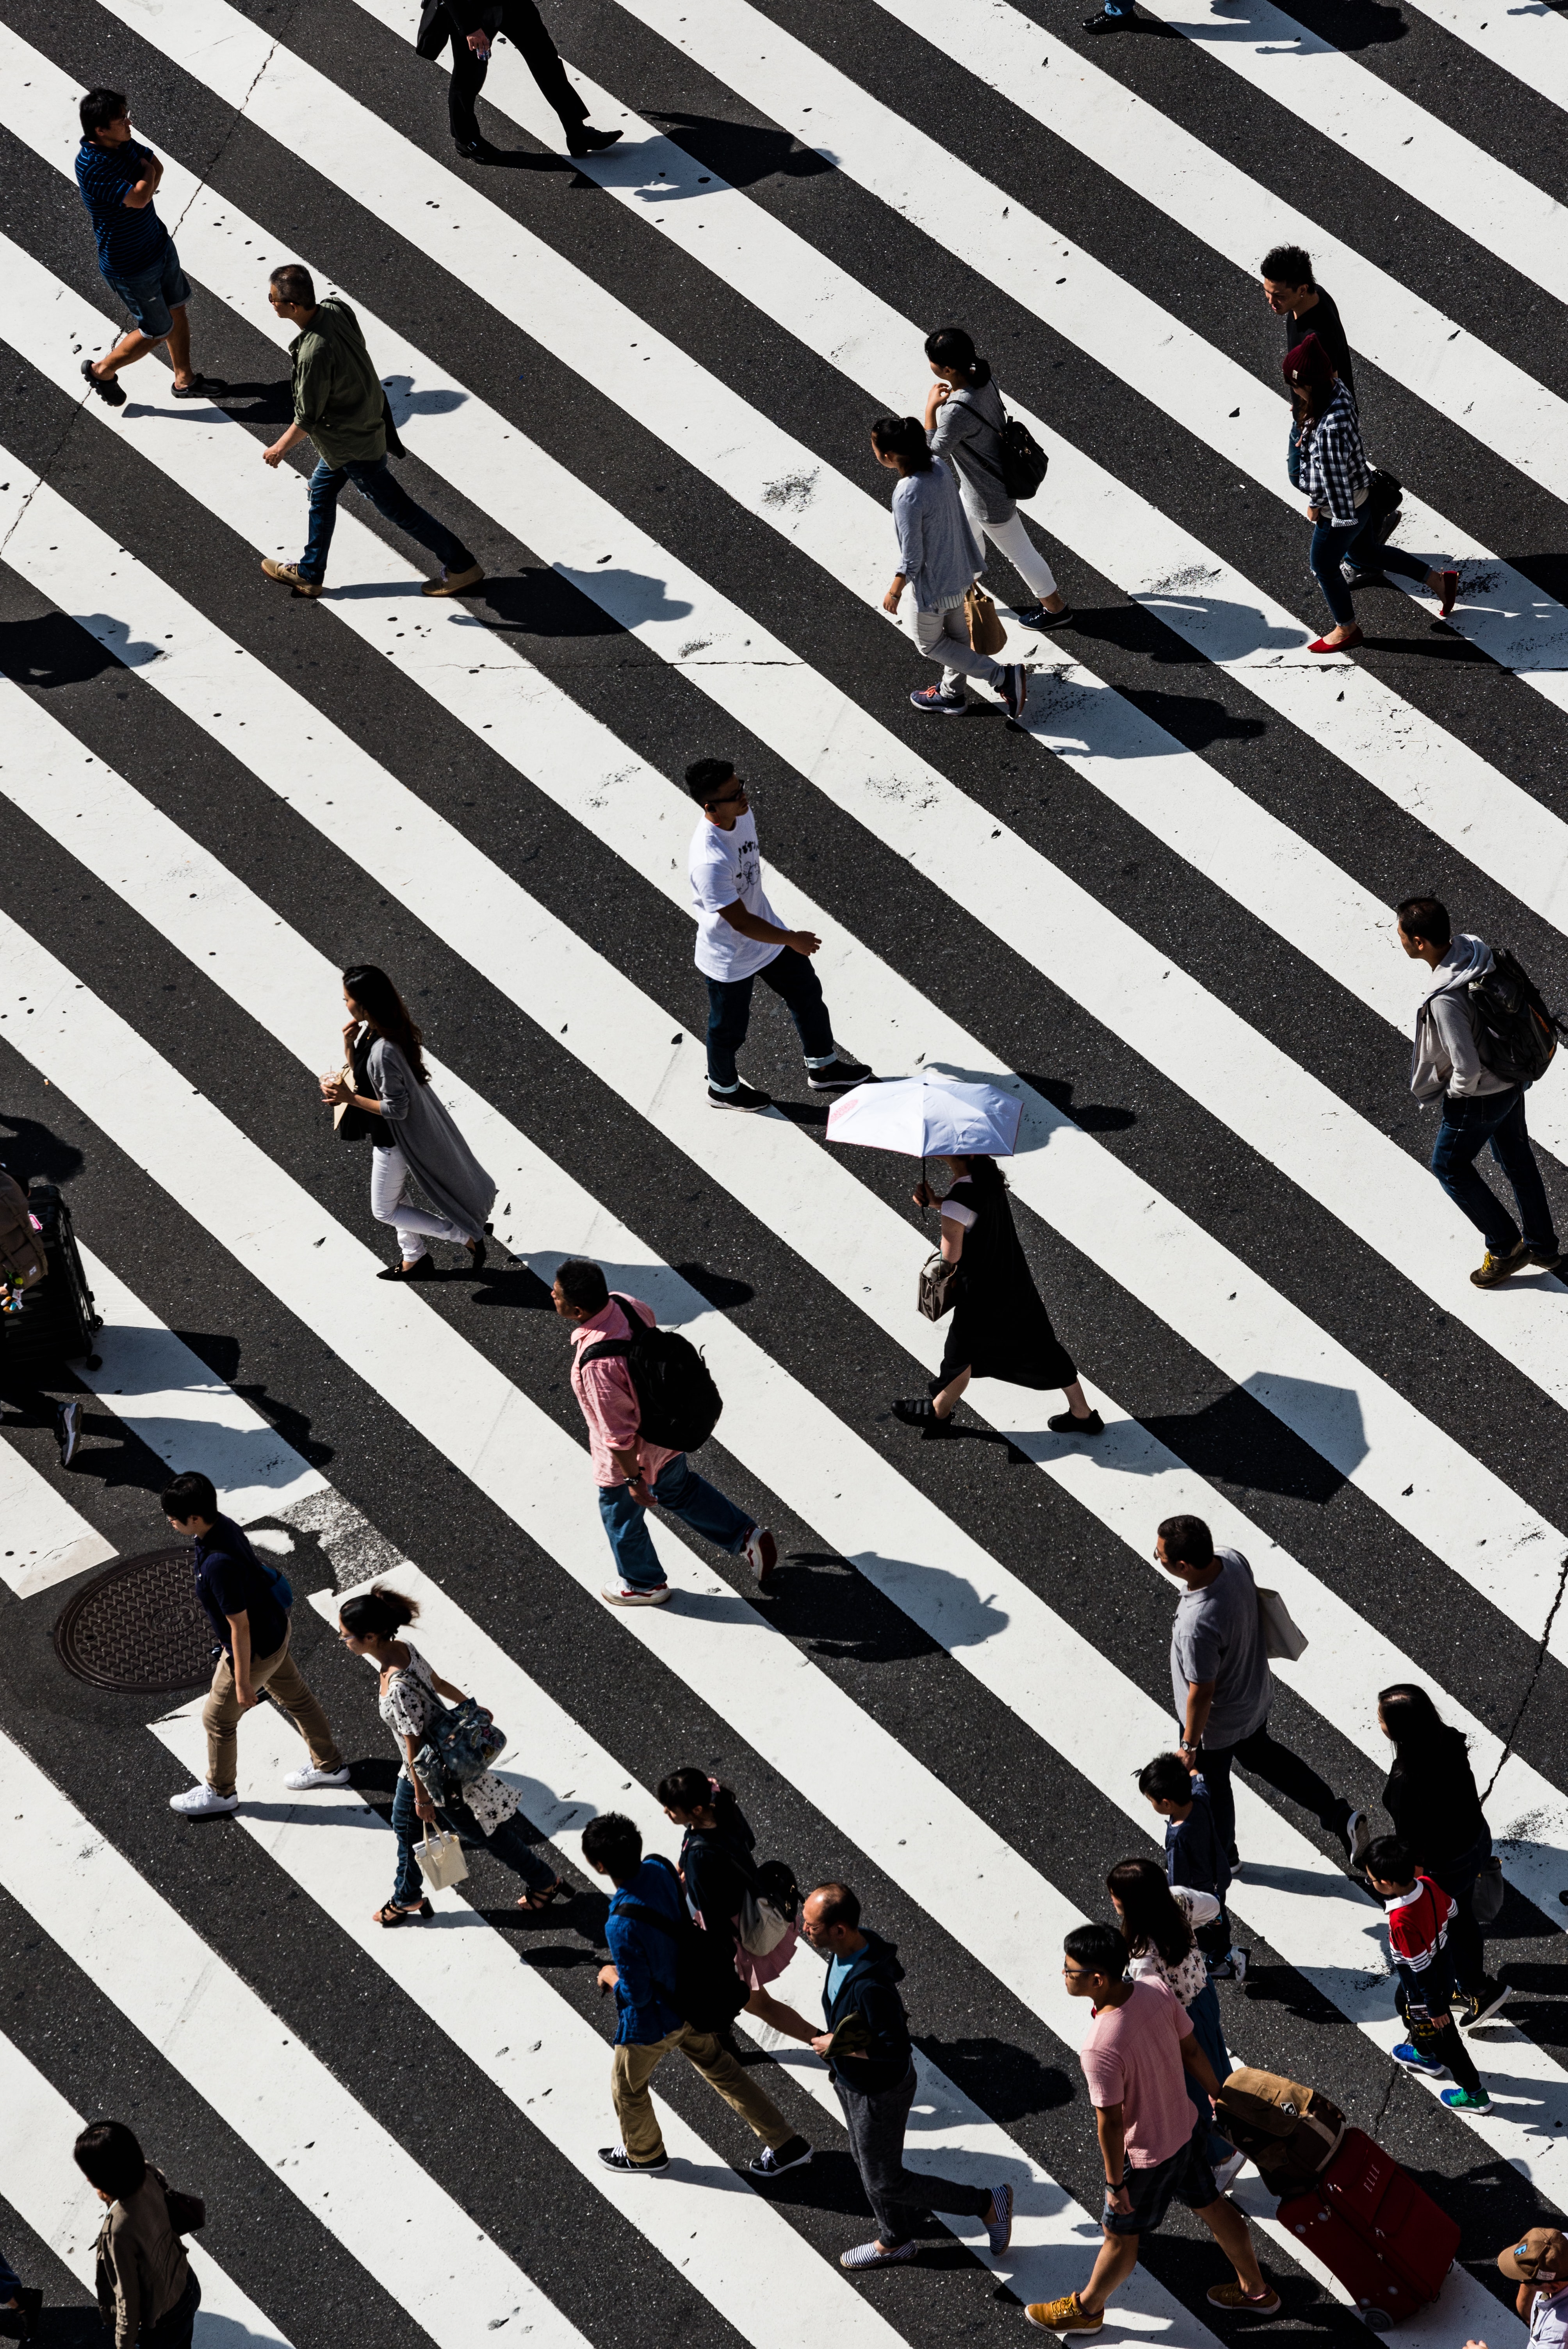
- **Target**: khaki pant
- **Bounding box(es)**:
[611,2024,793,2165]
[203,1632,343,1798]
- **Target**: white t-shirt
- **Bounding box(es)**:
[688,811,785,982]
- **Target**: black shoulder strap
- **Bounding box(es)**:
[579,1296,638,1367]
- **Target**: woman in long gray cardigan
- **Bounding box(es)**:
[871,415,1028,723]
[322,963,496,1282]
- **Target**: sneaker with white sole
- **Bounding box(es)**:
[805,1055,874,1092]
[1212,2148,1247,2192]
[750,2135,813,2178]
[597,2145,670,2174]
[1208,1946,1249,1983]
[841,2239,918,2271]
[602,1583,672,1606]
[984,2180,1014,2254]
[1392,2041,1444,2076]
[169,1783,240,1817]
[282,1765,352,1791]
[744,1526,779,1586]
[708,1080,773,1112]
[909,683,968,715]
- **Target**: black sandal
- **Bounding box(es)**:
[374,1898,432,1925]
[517,1878,566,1911]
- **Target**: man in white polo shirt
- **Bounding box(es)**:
[684,758,871,1111]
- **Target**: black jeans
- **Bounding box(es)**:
[1428,1827,1492,1998]
[1396,1976,1480,2095]
[1200,1713,1344,1860]
[705,950,834,1089]
[143,2270,200,2348]
[446,1,588,143]
[835,2064,992,2246]
[1430,1087,1557,1257]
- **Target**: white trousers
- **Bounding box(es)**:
[371,1144,469,1260]
[959,480,1058,603]
[905,599,1006,697]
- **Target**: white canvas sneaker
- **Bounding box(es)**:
[169,1783,239,1817]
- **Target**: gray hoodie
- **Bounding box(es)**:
[1409,935,1511,1101]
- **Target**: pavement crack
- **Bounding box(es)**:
[1480,1543,1568,1807]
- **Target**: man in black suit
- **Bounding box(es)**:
[416,0,623,161]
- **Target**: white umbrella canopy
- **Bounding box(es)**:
[825,1070,1023,1158]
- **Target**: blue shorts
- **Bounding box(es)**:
[102,242,190,339]
[1103,2123,1219,2238]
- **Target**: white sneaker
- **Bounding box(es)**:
[601,1583,672,1606]
[1212,2148,1247,2192]
[282,1765,352,1791]
[743,1526,778,1584]
[169,1783,239,1817]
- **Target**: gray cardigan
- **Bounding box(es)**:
[369,1036,497,1237]
[927,378,1013,526]
[891,458,984,611]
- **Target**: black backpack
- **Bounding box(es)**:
[622,1857,749,2031]
[1467,949,1566,1087]
[998,412,1048,502]
[580,1294,723,1453]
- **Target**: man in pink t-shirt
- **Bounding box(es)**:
[1024,1923,1279,2336]
[552,1257,776,1607]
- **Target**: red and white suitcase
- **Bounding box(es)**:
[1277,2128,1460,2328]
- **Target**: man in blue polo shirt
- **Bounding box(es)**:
[160,1470,347,1818]
[75,87,211,408]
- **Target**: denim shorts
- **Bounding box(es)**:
[1103,2123,1219,2237]
[102,241,191,339]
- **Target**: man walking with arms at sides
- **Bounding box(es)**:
[1399,895,1561,1286]
[552,1258,777,1605]
[1261,246,1356,490]
[76,89,212,407]
[258,265,483,601]
[160,1471,349,1817]
[766,1881,1014,2272]
[583,1811,813,2178]
[685,759,871,1112]
[1024,1923,1279,2334]
[1157,1514,1366,1871]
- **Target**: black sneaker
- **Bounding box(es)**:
[1457,1978,1511,2030]
[81,357,126,406]
[1047,1408,1103,1436]
[1522,1242,1563,1272]
[750,2135,813,2178]
[806,1054,873,1091]
[708,1080,772,1111]
[1015,602,1076,631]
[453,135,494,161]
[597,2146,670,2174]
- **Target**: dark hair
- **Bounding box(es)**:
[1137,1751,1195,1804]
[871,415,934,474]
[684,757,736,806]
[162,1470,217,1523]
[948,1153,1009,1198]
[581,1811,643,1878]
[341,965,429,1084]
[1262,244,1313,289]
[339,1583,419,1640]
[1064,1921,1128,1980]
[80,88,128,137]
[1156,1513,1214,1571]
[1361,1834,1415,1886]
[1379,1684,1466,1776]
[74,2120,147,2202]
[555,1258,609,1313]
[1395,895,1452,951]
[1107,1856,1194,1968]
[923,325,991,387]
[809,1880,861,1932]
[657,1766,721,1815]
[268,262,316,309]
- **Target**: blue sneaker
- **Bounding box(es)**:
[1393,2042,1444,2076]
[910,684,967,714]
[985,2180,1014,2255]
[1441,2085,1491,2110]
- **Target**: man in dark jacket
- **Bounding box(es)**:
[771,1882,1013,2272]
[415,0,622,162]
[258,264,483,601]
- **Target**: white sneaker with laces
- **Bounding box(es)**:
[169,1783,239,1817]
[601,1584,672,1607]
[744,1526,778,1583]
[283,1765,352,1791]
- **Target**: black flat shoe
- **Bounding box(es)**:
[378,1252,434,1281]
[453,135,494,160]
[1047,1407,1104,1436]
[566,124,623,156]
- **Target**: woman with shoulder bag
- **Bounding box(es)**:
[657,1765,801,2031]
[923,325,1073,635]
[890,1153,1099,1440]
[1107,1858,1241,2185]
[1285,333,1459,656]
[73,2120,199,2349]
[337,1585,566,1924]
[319,963,495,1283]
[871,415,1029,723]
[1377,1684,1509,2027]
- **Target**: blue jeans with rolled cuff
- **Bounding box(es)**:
[1430,1086,1556,1257]
[597,1451,753,1592]
[390,1769,557,1909]
[1308,517,1431,626]
[300,455,474,587]
[705,950,834,1090]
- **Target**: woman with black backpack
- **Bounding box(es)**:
[658,1767,802,2032]
[1377,1684,1509,2028]
[923,326,1072,634]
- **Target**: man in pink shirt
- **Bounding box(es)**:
[1025,1923,1279,2336]
[552,1258,777,1607]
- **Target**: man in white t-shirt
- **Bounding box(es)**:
[685,758,871,1110]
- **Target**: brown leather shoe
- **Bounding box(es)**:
[422,561,484,597]
[261,558,321,598]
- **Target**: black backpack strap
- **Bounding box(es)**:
[579,1295,641,1368]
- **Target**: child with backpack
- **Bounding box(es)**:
[1139,1752,1248,1982]
[1362,1836,1490,2111]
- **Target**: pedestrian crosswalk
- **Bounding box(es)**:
[0,0,1565,2335]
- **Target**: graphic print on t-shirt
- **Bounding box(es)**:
[687,811,786,982]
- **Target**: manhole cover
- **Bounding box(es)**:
[53,1547,214,1693]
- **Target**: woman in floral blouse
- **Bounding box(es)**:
[1107,1856,1240,2183]
[338,1584,564,1925]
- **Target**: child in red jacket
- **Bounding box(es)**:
[1364,1836,1490,2112]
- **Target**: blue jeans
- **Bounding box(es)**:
[1430,1087,1556,1256]
[102,241,190,339]
[0,2243,20,2298]
[1308,517,1431,626]
[390,1770,557,1909]
[705,950,834,1089]
[597,1452,753,1592]
[301,456,474,587]
[1183,1979,1233,2167]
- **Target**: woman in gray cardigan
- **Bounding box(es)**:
[322,963,496,1282]
[924,326,1073,634]
[872,415,1028,722]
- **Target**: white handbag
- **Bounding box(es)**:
[416,1824,469,1893]
[737,1888,791,1958]
[1256,1585,1308,1662]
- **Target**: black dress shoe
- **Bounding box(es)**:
[467,1237,488,1272]
[453,134,494,160]
[566,124,623,156]
[377,1251,435,1281]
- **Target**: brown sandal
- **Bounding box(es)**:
[374,1898,432,1925]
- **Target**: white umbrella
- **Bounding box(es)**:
[825,1070,1023,1159]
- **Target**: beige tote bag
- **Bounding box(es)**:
[416,1824,469,1893]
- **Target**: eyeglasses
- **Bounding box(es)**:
[704,784,746,810]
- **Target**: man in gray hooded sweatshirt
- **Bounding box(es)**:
[1399,895,1559,1287]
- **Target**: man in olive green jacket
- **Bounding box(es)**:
[259,262,483,599]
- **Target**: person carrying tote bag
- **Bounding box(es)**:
[871,415,1029,723]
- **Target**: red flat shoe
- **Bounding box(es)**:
[1308,626,1363,654]
[1438,568,1459,617]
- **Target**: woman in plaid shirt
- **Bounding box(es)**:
[1286,333,1460,654]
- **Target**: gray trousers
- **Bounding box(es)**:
[835,2062,992,2245]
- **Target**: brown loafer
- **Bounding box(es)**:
[261,558,321,598]
[422,561,485,597]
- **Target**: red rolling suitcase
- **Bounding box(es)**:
[1277,2128,1459,2328]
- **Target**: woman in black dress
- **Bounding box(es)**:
[890,1154,1101,1439]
